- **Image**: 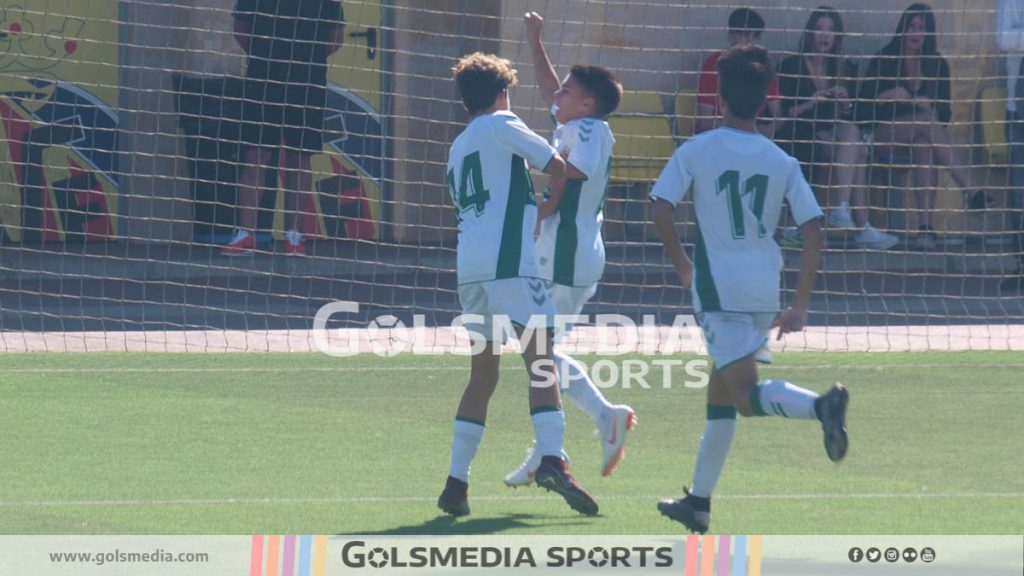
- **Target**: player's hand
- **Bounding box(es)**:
[524,12,544,43]
[771,306,808,340]
[831,86,849,100]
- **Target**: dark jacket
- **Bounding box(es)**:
[776,55,860,168]
[858,47,952,126]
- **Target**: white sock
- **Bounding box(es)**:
[555,351,613,425]
[691,405,737,499]
[531,409,566,458]
[752,379,819,420]
[448,418,485,482]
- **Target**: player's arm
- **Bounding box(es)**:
[771,217,822,339]
[536,175,567,231]
[772,162,823,339]
[650,199,693,288]
[541,154,567,177]
[525,12,561,107]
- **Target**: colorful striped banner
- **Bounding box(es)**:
[717,535,731,575]
[251,535,329,576]
[701,535,715,576]
[681,534,763,576]
[282,535,296,576]
[249,533,766,575]
[685,535,700,576]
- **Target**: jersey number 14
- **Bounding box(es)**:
[448,151,490,216]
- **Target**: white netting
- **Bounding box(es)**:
[0,0,1020,351]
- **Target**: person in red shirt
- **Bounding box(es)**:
[694,8,785,137]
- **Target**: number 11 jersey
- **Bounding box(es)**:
[650,127,822,313]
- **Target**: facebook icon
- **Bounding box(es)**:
[848,547,864,563]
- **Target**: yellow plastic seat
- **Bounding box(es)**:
[607,91,675,183]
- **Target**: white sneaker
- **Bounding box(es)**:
[504,444,569,487]
[854,224,899,250]
[284,229,305,256]
[828,204,856,229]
[598,405,637,477]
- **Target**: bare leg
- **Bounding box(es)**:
[518,326,561,411]
[911,132,937,229]
[874,114,938,230]
[282,151,314,233]
[819,123,870,227]
[457,342,501,422]
[237,147,273,231]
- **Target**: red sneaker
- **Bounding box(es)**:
[221,229,255,256]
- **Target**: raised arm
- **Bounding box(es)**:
[525,12,561,107]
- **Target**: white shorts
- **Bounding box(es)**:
[547,282,598,318]
[697,311,777,369]
[458,277,558,343]
[547,282,598,343]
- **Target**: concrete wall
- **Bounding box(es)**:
[115,0,1005,242]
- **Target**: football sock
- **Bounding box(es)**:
[750,379,819,419]
[448,417,485,482]
[691,405,737,499]
[555,351,613,425]
[530,407,566,458]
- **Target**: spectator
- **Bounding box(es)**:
[859,3,990,250]
[222,0,346,256]
[777,6,898,250]
[694,8,785,137]
[997,0,1024,292]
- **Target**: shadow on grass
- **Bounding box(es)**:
[342,512,592,535]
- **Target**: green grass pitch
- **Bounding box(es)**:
[1,352,1021,535]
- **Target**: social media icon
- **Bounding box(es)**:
[885,547,900,562]
[866,548,881,563]
[848,547,864,563]
[920,547,936,563]
[903,547,918,563]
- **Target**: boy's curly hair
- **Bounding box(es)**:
[453,52,518,115]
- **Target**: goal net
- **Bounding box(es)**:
[0,0,1021,352]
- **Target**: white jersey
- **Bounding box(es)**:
[448,110,557,285]
[650,127,822,313]
[536,117,614,287]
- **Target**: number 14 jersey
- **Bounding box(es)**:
[447,110,557,285]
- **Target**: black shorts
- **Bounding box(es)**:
[241,81,327,154]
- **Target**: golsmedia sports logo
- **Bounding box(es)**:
[340,541,674,569]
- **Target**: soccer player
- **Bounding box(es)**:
[649,45,849,534]
[502,12,637,488]
[438,52,598,518]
